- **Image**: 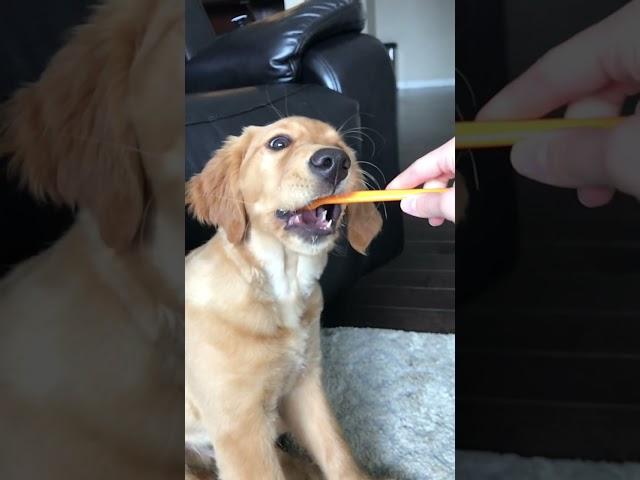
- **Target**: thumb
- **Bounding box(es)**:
[400,188,456,223]
[511,115,640,201]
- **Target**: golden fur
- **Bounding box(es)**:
[185,117,384,480]
[0,1,183,479]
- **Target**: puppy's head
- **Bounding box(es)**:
[187,117,383,255]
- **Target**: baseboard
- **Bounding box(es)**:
[397,78,455,90]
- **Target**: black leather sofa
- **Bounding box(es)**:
[185,0,404,312]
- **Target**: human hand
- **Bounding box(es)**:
[477,0,640,206]
[386,138,455,226]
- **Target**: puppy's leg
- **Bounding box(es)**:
[282,372,371,480]
[277,448,323,480]
[205,406,285,480]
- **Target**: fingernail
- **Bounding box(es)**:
[400,197,416,214]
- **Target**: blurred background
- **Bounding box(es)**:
[456,1,640,476]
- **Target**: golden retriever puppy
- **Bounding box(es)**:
[0,1,183,479]
[185,117,384,480]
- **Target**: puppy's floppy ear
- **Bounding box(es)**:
[347,168,383,255]
[186,129,254,244]
[0,2,148,251]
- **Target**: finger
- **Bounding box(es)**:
[399,188,456,223]
[429,217,445,227]
[423,176,449,189]
[577,186,616,207]
[512,129,609,187]
[511,86,629,187]
[564,86,627,206]
[564,83,629,118]
[386,138,455,190]
[477,3,640,120]
[605,114,640,199]
[511,115,640,199]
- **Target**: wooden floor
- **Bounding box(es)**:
[342,216,454,333]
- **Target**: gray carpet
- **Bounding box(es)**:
[321,327,454,480]
[457,451,640,479]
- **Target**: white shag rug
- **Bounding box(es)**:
[320,327,455,480]
[457,451,640,479]
[319,328,640,480]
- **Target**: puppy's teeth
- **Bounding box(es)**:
[287,214,303,226]
[327,219,333,228]
[320,209,327,221]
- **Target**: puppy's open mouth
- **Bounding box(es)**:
[275,204,342,237]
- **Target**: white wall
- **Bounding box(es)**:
[283,0,305,8]
[369,0,454,88]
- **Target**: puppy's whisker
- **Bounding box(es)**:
[284,89,290,117]
[454,147,480,191]
[361,172,380,190]
[355,130,377,159]
[341,132,365,139]
[264,87,284,120]
[336,112,360,135]
[357,160,387,186]
[361,170,382,190]
[342,133,365,141]
[341,125,385,144]
[456,67,477,109]
[341,134,366,146]
[362,180,375,191]
[380,201,388,220]
[361,179,380,194]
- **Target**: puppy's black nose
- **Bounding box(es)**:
[309,148,350,185]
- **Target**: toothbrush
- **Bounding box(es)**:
[455,117,624,149]
[305,188,449,210]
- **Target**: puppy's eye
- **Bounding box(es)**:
[267,135,292,151]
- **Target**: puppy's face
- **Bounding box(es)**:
[242,117,359,254]
[187,117,382,256]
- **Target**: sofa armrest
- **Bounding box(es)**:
[185,0,364,93]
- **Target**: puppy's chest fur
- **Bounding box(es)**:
[264,251,322,327]
[250,236,327,391]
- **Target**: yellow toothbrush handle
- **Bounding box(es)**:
[455,117,624,149]
[306,188,450,210]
